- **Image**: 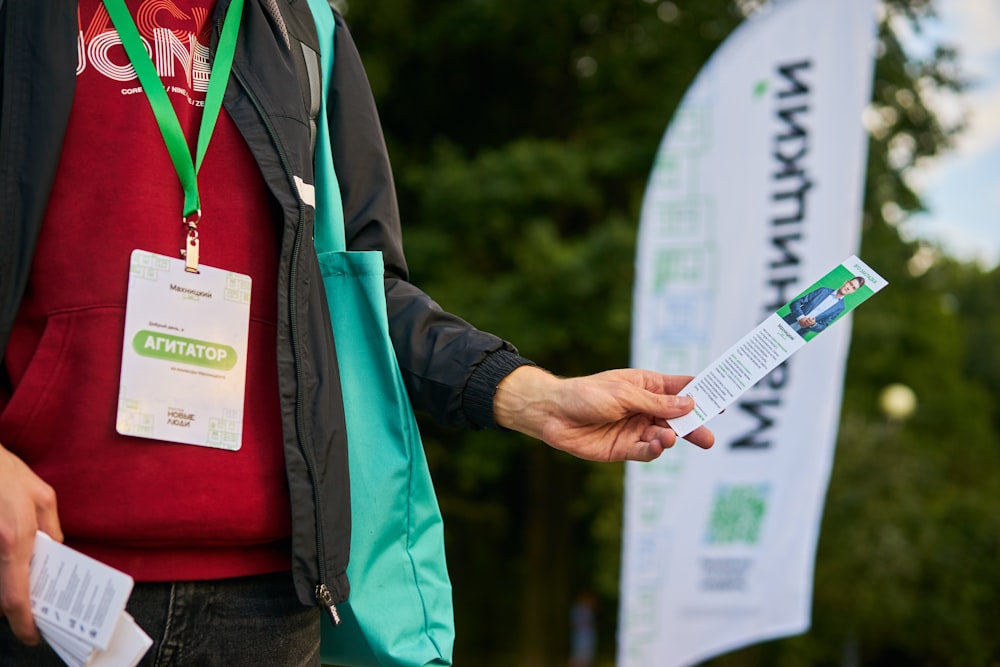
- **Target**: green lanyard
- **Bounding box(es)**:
[102,0,245,273]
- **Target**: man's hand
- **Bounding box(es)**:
[493,366,714,462]
[0,444,62,646]
[798,316,817,328]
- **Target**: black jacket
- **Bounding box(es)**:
[0,0,530,610]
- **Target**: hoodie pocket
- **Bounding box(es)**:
[0,307,125,461]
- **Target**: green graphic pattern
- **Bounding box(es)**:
[130,252,171,282]
[225,273,251,305]
[706,484,769,545]
[207,408,242,450]
[651,247,713,291]
[664,108,711,155]
[117,389,154,436]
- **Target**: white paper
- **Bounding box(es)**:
[31,533,152,667]
[30,532,133,651]
[668,255,887,437]
[116,250,251,450]
[88,614,153,667]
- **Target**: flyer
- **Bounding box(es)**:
[668,255,888,437]
[30,532,152,667]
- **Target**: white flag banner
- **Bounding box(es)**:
[619,1,877,666]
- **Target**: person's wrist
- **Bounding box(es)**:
[463,351,536,430]
[493,365,561,437]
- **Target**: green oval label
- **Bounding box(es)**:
[133,330,237,371]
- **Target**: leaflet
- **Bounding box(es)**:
[668,255,887,437]
[30,532,152,667]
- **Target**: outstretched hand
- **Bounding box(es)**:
[493,366,714,462]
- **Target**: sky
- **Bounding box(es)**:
[899,0,1000,270]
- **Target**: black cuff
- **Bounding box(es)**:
[462,349,536,430]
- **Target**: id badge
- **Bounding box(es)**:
[116,250,251,450]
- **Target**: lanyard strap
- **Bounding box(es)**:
[102,0,245,219]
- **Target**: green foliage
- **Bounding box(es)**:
[339,0,1000,663]
[402,137,640,369]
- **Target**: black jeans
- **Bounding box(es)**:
[0,571,321,666]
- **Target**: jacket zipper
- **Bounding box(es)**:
[229,62,341,626]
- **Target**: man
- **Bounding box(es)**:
[783,276,866,337]
[0,1,713,664]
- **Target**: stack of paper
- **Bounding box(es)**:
[30,532,152,667]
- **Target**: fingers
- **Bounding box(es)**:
[657,394,695,418]
[617,374,696,418]
[0,503,43,646]
[630,441,666,462]
[625,425,677,462]
[682,425,715,450]
[35,484,62,545]
[630,373,707,422]
[639,424,676,456]
[0,548,39,646]
[635,419,714,461]
[632,370,694,396]
[636,374,718,437]
[0,447,60,646]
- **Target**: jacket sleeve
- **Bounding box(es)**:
[325,13,532,430]
[788,289,816,320]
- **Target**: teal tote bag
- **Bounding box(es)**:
[306,2,455,665]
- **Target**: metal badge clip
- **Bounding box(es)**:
[181,211,201,274]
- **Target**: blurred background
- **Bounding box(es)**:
[335,0,1000,664]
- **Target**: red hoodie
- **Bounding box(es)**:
[0,0,291,580]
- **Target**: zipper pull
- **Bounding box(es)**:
[315,583,342,626]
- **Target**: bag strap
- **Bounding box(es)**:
[304,0,348,257]
[265,0,323,157]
